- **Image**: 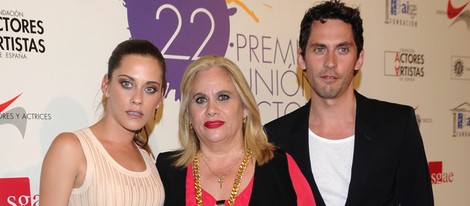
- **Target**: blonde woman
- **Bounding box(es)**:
[156,55,315,206]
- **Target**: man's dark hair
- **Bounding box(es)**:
[299,0,364,58]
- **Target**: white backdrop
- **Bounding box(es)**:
[1,0,469,205]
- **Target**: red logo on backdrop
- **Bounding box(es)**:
[0,177,38,206]
[428,161,455,184]
[447,0,469,19]
[446,0,470,28]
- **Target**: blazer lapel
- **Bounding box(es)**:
[285,101,327,206]
[345,91,378,205]
[287,102,313,181]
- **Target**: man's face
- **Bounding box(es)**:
[299,19,364,100]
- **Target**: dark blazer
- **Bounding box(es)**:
[156,149,298,206]
[264,91,434,206]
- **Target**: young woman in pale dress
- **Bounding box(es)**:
[40,39,166,206]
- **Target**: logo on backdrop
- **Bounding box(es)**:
[0,177,39,206]
[436,0,470,29]
[450,102,470,137]
[1,94,27,138]
[0,94,52,138]
[125,0,237,100]
[451,55,470,80]
[428,161,455,184]
[125,1,306,118]
[384,48,425,81]
[415,105,432,127]
[384,0,418,27]
[0,9,46,59]
[447,0,470,28]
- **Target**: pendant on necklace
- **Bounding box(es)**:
[217,176,224,188]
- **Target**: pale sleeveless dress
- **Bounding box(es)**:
[68,128,164,206]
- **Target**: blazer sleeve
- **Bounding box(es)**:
[156,151,187,206]
[397,107,434,205]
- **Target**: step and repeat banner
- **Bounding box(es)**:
[1,0,469,205]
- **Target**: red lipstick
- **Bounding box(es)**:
[204,120,225,128]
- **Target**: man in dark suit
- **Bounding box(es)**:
[264,0,434,205]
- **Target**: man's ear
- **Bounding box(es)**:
[298,47,306,71]
[354,50,365,71]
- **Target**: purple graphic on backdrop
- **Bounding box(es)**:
[125,0,237,100]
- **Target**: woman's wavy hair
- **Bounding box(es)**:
[173,55,275,167]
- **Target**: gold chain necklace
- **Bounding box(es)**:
[193,149,252,206]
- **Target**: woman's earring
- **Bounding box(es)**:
[243,117,247,124]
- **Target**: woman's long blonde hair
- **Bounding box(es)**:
[174,55,275,167]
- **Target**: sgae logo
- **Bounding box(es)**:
[428,161,455,184]
[0,177,39,206]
